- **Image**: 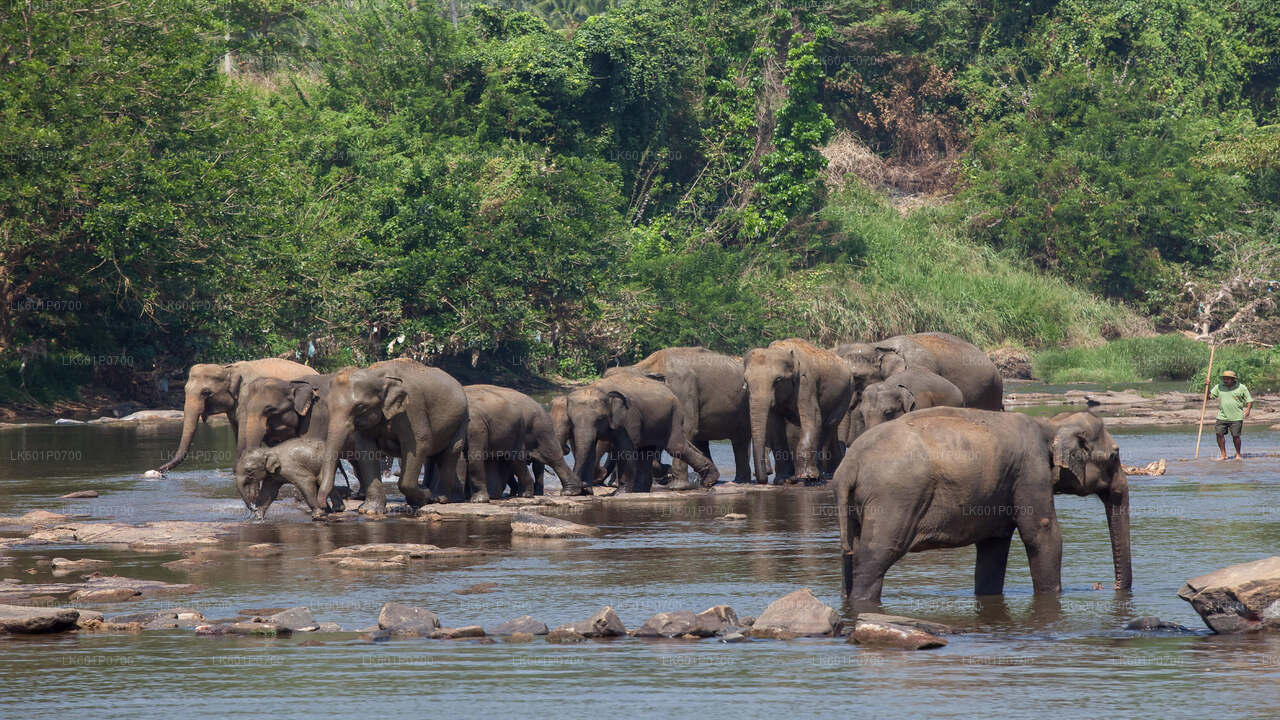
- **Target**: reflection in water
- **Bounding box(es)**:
[1,420,1280,719]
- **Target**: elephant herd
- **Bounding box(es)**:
[153,331,1131,603]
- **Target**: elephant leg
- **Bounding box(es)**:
[1014,492,1064,594]
[668,453,689,488]
[846,542,904,604]
[529,433,572,496]
[397,451,431,509]
[730,436,752,485]
[669,439,719,489]
[433,433,467,504]
[613,436,638,494]
[252,477,286,520]
[482,461,508,501]
[524,461,544,498]
[466,443,492,504]
[974,533,1014,596]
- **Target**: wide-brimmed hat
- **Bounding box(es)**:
[1221,370,1237,379]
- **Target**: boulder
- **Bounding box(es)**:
[557,606,626,638]
[505,632,536,643]
[749,588,840,638]
[431,625,486,639]
[693,605,740,635]
[720,632,750,643]
[1177,556,1280,633]
[855,613,953,636]
[196,622,290,637]
[453,582,499,595]
[377,602,440,636]
[1125,616,1196,633]
[491,615,548,636]
[69,587,140,603]
[510,512,599,538]
[849,619,947,650]
[267,607,319,632]
[59,490,100,499]
[315,622,342,633]
[0,604,80,634]
[546,628,587,643]
[633,610,700,638]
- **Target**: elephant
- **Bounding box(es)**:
[235,375,385,505]
[844,368,964,444]
[835,332,1003,411]
[834,407,1132,603]
[234,438,341,520]
[745,338,854,484]
[552,392,617,487]
[604,347,752,487]
[318,358,469,512]
[463,385,576,501]
[156,358,318,472]
[563,374,719,494]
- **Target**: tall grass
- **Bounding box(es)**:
[1035,334,1280,391]
[775,184,1149,349]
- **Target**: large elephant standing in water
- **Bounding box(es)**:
[318,359,468,512]
[844,368,964,444]
[835,408,1131,603]
[835,332,1003,410]
[563,374,719,494]
[463,384,576,501]
[745,339,854,484]
[155,358,317,473]
[605,347,752,487]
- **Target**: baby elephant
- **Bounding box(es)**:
[235,438,342,520]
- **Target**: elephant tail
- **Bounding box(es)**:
[836,463,860,598]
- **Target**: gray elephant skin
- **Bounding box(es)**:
[745,338,854,484]
[847,368,964,443]
[235,438,341,520]
[605,347,752,487]
[156,358,317,472]
[319,358,469,511]
[236,374,385,507]
[564,374,719,494]
[835,332,1003,410]
[463,384,575,500]
[834,408,1131,603]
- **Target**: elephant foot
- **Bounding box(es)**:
[357,500,387,515]
[559,485,588,497]
[665,476,695,491]
[469,492,491,504]
[310,509,328,521]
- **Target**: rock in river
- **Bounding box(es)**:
[0,604,80,634]
[849,619,947,650]
[749,588,840,638]
[855,613,954,636]
[491,615,548,636]
[59,490,100,499]
[555,606,626,638]
[633,605,740,638]
[378,602,440,636]
[510,511,599,538]
[1178,556,1280,633]
[266,607,319,632]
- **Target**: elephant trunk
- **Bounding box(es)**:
[749,393,771,484]
[1102,469,1133,591]
[237,412,269,457]
[235,467,257,512]
[571,424,598,492]
[157,396,203,472]
[318,418,353,512]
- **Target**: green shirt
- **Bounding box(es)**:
[1210,383,1253,422]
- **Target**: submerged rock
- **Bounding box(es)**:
[1125,616,1196,633]
[749,588,840,638]
[50,557,111,576]
[0,604,80,634]
[510,511,598,538]
[453,582,499,595]
[546,627,587,643]
[431,625,486,639]
[491,615,548,636]
[849,619,947,650]
[334,556,407,570]
[59,490,100,499]
[267,607,319,632]
[377,602,440,636]
[855,613,954,636]
[1178,556,1280,633]
[69,587,140,603]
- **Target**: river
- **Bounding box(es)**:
[1,408,1279,719]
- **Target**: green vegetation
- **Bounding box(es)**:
[2,0,1277,405]
[1035,336,1280,391]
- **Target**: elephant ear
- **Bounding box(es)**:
[290,381,317,416]
[381,376,408,420]
[606,390,630,430]
[226,366,244,399]
[1051,425,1089,489]
[876,347,905,376]
[264,452,283,475]
[644,372,666,383]
[897,384,917,412]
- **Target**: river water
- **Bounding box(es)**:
[2,411,1279,719]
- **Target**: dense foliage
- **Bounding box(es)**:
[2,0,1276,403]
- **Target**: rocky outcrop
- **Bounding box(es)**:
[0,604,80,634]
[377,602,440,636]
[1178,556,1280,633]
[491,615,548,635]
[749,588,840,638]
[510,511,599,538]
[848,619,947,650]
[555,606,626,638]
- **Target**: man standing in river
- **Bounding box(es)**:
[1211,370,1253,461]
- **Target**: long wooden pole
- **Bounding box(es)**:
[1194,343,1217,459]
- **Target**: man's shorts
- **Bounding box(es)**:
[1215,419,1243,437]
